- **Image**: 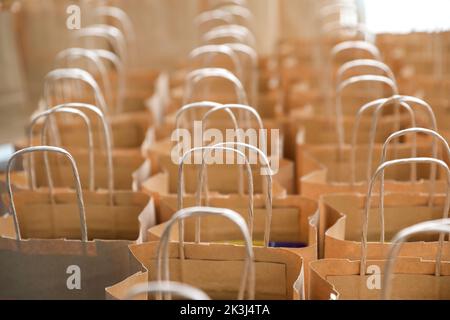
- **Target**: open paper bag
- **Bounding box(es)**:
[0,146,155,299]
[106,206,304,300]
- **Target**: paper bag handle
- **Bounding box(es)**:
[350,100,416,184]
[126,281,211,300]
[336,74,398,153]
[206,142,273,247]
[213,3,253,16]
[382,219,450,299]
[54,48,113,113]
[74,24,127,65]
[319,3,358,20]
[195,9,234,30]
[222,43,258,106]
[178,145,252,198]
[44,68,109,115]
[28,107,95,195]
[202,31,248,46]
[36,103,114,204]
[202,103,263,132]
[189,45,243,81]
[178,146,253,243]
[156,206,255,300]
[6,146,88,242]
[331,41,382,62]
[321,23,373,43]
[176,101,238,135]
[380,128,449,212]
[211,0,249,10]
[202,103,265,150]
[175,102,241,191]
[213,4,255,29]
[365,95,438,186]
[93,6,136,53]
[360,157,450,269]
[202,25,256,47]
[183,68,248,106]
[92,49,125,113]
[336,59,396,86]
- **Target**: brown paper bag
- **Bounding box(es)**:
[148,194,318,297]
[288,109,406,176]
[320,157,450,260]
[146,141,317,296]
[0,146,155,299]
[32,103,153,150]
[41,67,153,147]
[299,96,446,198]
[17,104,146,190]
[149,54,280,132]
[124,280,212,300]
[106,206,304,300]
[142,166,287,217]
[309,219,450,300]
[286,74,405,186]
[154,156,293,195]
[301,142,448,200]
[146,102,284,161]
[165,50,279,118]
[143,143,288,223]
[146,115,284,164]
[398,76,450,100]
[30,108,153,150]
[283,53,396,116]
[283,38,391,109]
[68,19,161,113]
[168,67,250,108]
[41,66,126,113]
[165,61,281,120]
[145,102,294,194]
[53,46,157,114]
[29,148,143,190]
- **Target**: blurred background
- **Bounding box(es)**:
[0,0,449,144]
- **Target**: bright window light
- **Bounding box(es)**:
[363,0,450,33]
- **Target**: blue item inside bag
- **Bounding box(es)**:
[268,241,307,248]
